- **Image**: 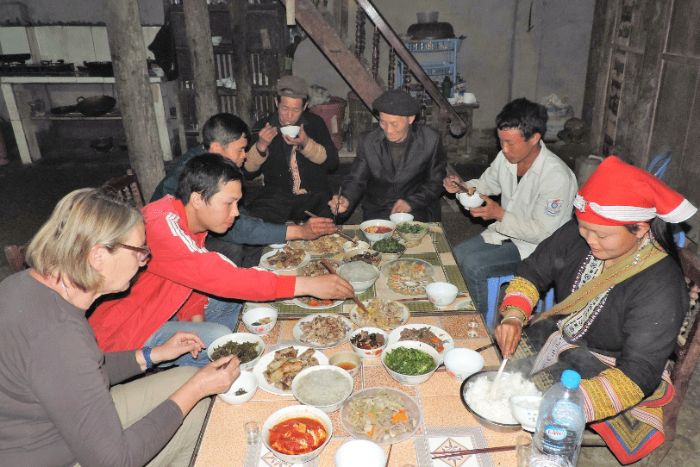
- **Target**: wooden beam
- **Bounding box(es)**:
[105,0,165,199]
[183,0,219,129]
[284,0,383,110]
[229,0,255,123]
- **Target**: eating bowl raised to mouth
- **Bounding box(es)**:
[280,125,301,138]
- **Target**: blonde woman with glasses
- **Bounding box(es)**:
[0,188,239,467]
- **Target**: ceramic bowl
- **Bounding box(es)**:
[381,340,440,385]
[389,213,414,224]
[211,35,223,46]
[509,395,543,432]
[459,370,522,432]
[280,125,301,138]
[426,281,459,306]
[337,261,380,293]
[359,219,396,244]
[456,192,484,209]
[206,332,265,370]
[370,237,406,262]
[292,365,354,413]
[241,306,278,335]
[335,439,386,467]
[262,405,333,464]
[343,240,370,253]
[395,221,429,246]
[349,327,388,358]
[219,370,257,404]
[329,351,362,377]
[443,347,484,382]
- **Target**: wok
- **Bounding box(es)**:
[75,95,116,117]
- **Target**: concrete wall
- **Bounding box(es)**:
[293,0,595,130]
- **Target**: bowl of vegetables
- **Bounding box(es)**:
[350,327,388,358]
[395,221,428,247]
[219,370,258,404]
[371,237,406,261]
[207,332,265,371]
[381,340,440,385]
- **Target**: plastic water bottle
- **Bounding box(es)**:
[530,369,585,467]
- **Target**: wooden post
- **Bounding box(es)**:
[105,0,165,199]
[183,0,219,129]
[229,0,255,123]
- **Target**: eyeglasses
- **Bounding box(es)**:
[113,243,151,262]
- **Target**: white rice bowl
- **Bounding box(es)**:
[463,371,541,425]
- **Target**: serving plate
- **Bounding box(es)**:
[382,258,435,296]
[387,324,454,365]
[349,299,409,331]
[340,387,422,444]
[288,233,346,256]
[259,249,310,272]
[291,297,345,310]
[293,314,354,349]
[253,345,328,396]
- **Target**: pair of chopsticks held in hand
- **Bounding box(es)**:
[303,210,357,245]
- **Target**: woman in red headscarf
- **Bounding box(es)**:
[494,156,696,464]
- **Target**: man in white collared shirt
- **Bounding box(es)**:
[444,98,577,316]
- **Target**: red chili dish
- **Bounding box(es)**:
[268,417,327,455]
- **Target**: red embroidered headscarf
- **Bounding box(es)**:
[574,156,696,226]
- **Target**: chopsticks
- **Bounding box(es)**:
[454,179,475,194]
[394,292,471,303]
[304,210,357,245]
[474,342,496,353]
[430,444,517,459]
[320,259,370,315]
[334,186,343,225]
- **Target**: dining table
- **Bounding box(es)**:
[190,223,530,466]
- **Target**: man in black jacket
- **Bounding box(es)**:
[329,90,446,221]
[243,76,338,223]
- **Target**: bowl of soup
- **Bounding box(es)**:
[292,365,354,412]
[262,405,333,464]
[359,219,395,244]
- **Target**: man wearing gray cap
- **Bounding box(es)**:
[243,75,338,223]
[330,89,446,221]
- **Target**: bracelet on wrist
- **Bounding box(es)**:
[142,346,154,370]
[500,315,525,326]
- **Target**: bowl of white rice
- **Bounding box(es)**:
[460,370,541,432]
[292,364,354,413]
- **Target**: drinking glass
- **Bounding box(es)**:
[244,421,260,445]
[516,434,532,467]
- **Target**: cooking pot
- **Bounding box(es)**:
[75,95,116,117]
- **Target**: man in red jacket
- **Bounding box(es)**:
[89,154,353,366]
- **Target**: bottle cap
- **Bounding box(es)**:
[561,369,581,389]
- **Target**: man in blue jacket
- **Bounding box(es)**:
[152,113,336,266]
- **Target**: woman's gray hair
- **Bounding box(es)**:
[26,187,142,291]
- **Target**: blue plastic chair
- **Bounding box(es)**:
[646,151,672,181]
[485,275,554,327]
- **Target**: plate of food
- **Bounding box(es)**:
[289,234,347,256]
[341,387,421,444]
[292,296,345,310]
[387,324,454,364]
[297,259,339,277]
[382,258,434,296]
[259,247,310,272]
[253,345,328,395]
[293,314,354,348]
[349,298,409,331]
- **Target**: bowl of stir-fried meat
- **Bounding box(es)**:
[219,370,258,404]
[207,332,265,370]
[262,404,333,463]
[259,246,309,272]
[293,314,353,349]
[289,234,347,255]
[350,327,388,358]
[253,345,328,395]
[242,306,278,335]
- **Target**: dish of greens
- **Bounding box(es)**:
[396,222,426,234]
[384,347,436,375]
[210,341,260,363]
[372,238,406,254]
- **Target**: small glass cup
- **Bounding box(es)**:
[244,421,260,445]
[516,434,532,467]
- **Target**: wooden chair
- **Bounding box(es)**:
[3,244,27,273]
[103,169,145,210]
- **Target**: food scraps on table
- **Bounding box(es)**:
[268,417,327,455]
[264,346,319,390]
